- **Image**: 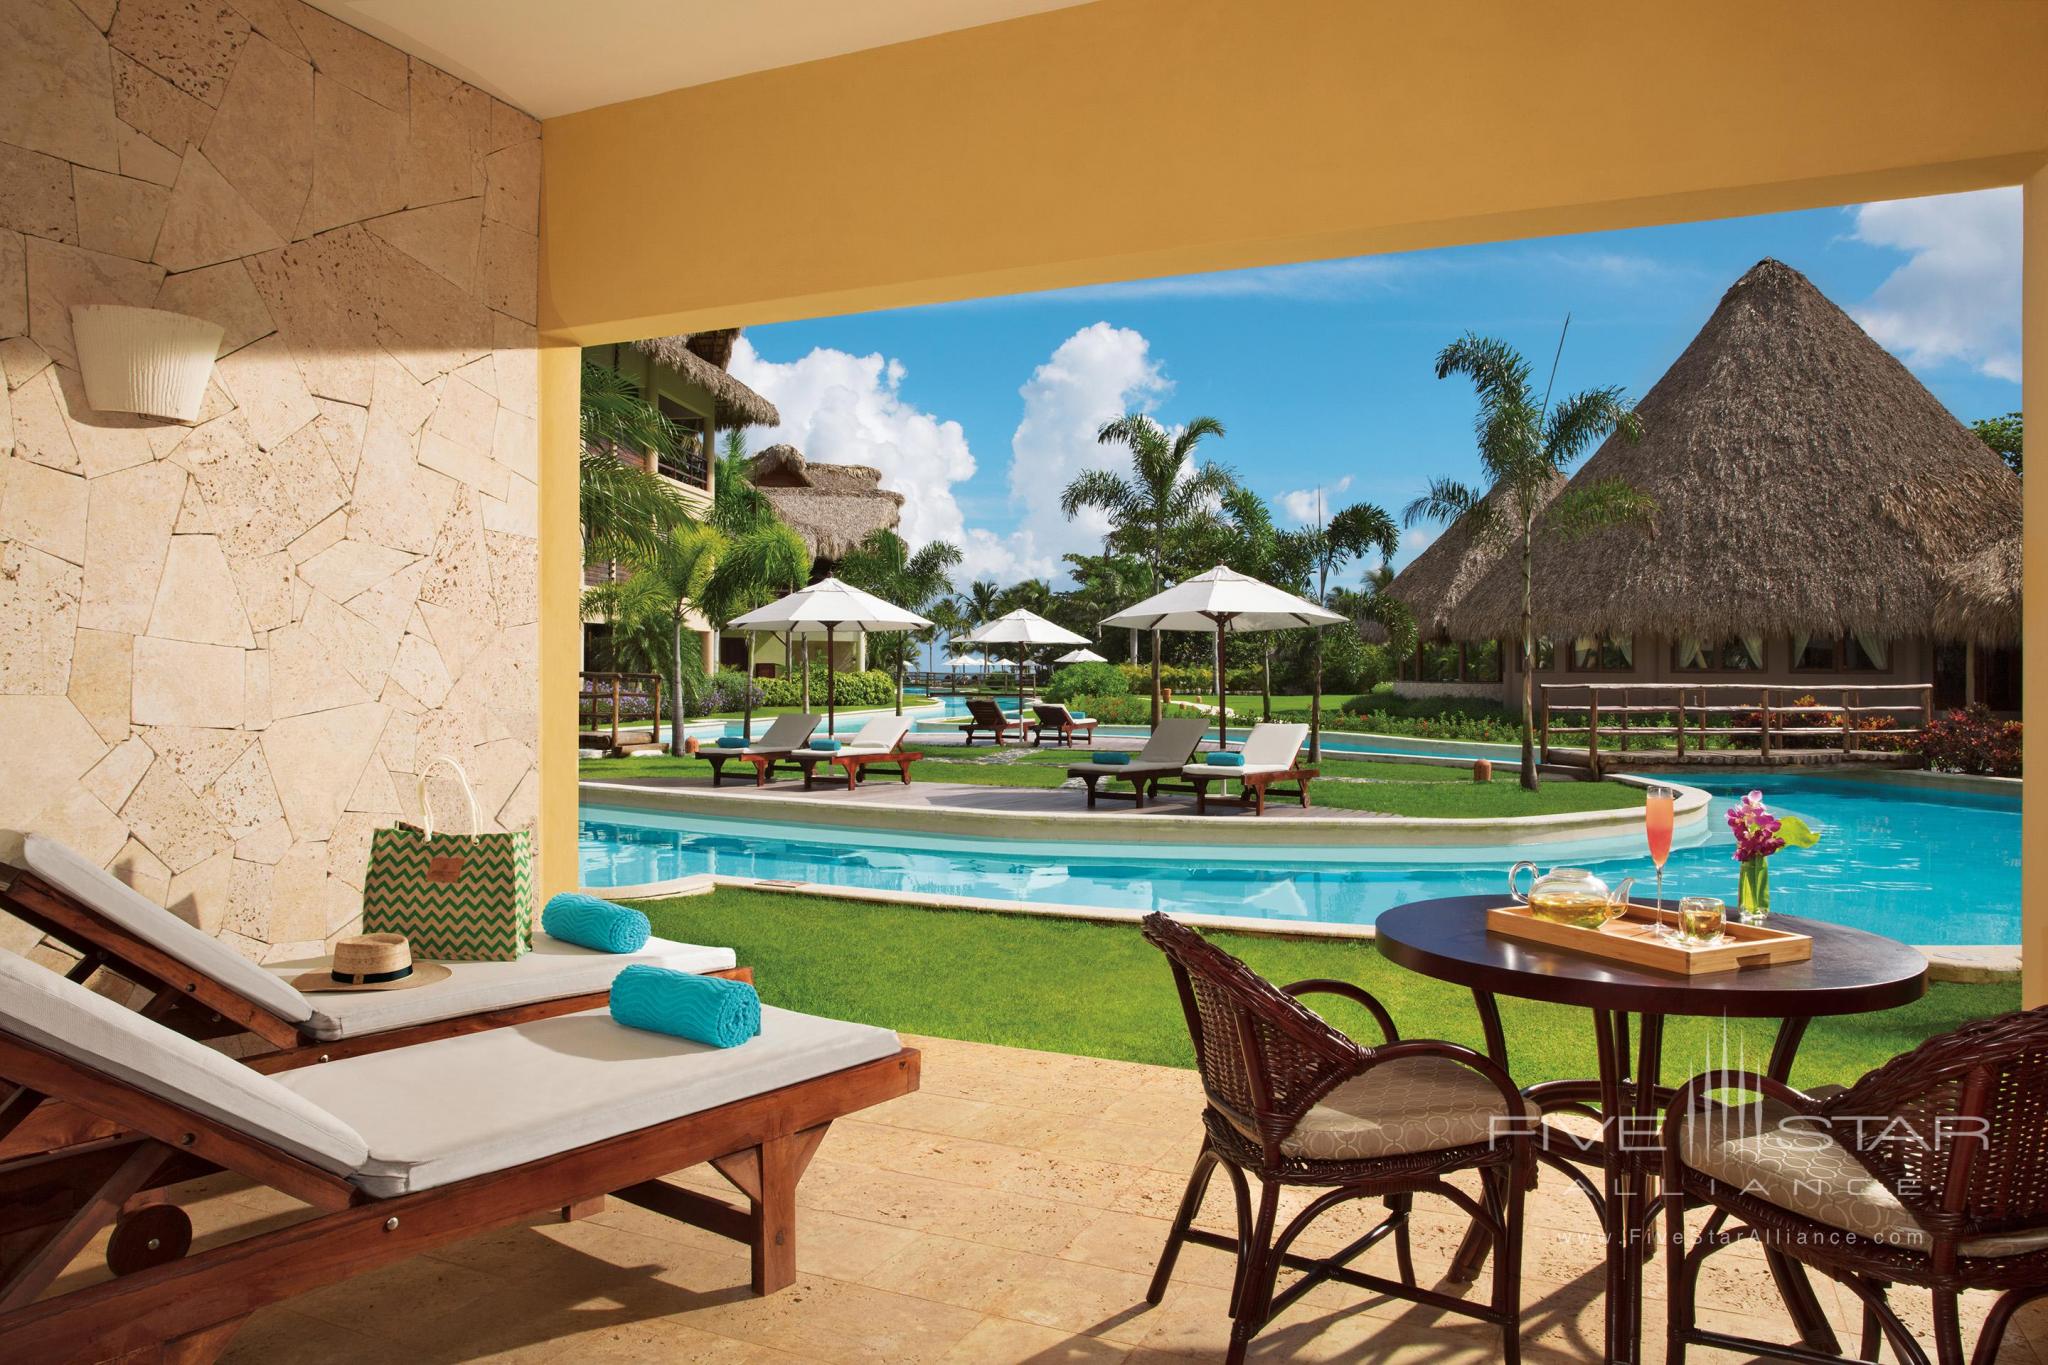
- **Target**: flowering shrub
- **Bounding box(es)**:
[698,670,764,716]
[1912,705,2022,777]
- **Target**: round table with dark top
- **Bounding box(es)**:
[1375,895,1927,1365]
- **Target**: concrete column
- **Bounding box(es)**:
[2026,164,2047,1008]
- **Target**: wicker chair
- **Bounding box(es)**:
[1140,912,1535,1364]
[1663,1004,2048,1365]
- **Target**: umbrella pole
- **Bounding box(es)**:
[826,623,838,736]
[1018,649,1026,718]
[1214,616,1228,753]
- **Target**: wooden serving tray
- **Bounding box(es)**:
[1486,902,1813,976]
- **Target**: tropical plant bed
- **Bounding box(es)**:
[581,747,1644,819]
[637,887,2017,1091]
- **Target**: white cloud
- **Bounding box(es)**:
[1276,476,1353,525]
[728,337,978,553]
[1848,188,2021,382]
[1003,322,1172,583]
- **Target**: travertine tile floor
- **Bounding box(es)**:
[58,1035,2046,1362]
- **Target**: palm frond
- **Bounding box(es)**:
[1547,477,1659,542]
[1401,477,1479,528]
[1544,386,1641,467]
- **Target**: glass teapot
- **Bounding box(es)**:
[1508,862,1635,930]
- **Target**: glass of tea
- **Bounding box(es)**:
[1676,896,1726,947]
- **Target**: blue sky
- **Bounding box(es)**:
[729,189,2020,586]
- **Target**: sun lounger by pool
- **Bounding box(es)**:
[1029,703,1100,747]
[700,712,821,786]
[787,715,920,790]
[0,945,916,1360]
[2,837,743,1069]
[961,698,1028,746]
[1182,722,1318,815]
[1065,717,1211,808]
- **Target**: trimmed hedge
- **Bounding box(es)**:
[760,666,897,709]
[1044,662,1130,704]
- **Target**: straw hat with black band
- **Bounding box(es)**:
[289,933,451,993]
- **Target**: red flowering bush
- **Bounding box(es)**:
[1912,706,2022,777]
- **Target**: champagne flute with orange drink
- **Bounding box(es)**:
[1645,785,1677,936]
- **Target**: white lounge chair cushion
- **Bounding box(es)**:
[1068,759,1177,776]
[737,713,819,753]
[797,715,912,759]
[266,933,739,1042]
[1182,763,1294,778]
[1241,723,1309,768]
[24,836,314,1025]
[277,1005,902,1196]
[0,947,368,1174]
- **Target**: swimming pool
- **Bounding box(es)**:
[580,772,2018,943]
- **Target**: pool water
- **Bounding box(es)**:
[580,772,2019,944]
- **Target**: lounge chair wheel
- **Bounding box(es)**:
[106,1204,192,1276]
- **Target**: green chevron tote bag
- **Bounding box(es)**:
[360,756,534,962]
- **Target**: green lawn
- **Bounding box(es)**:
[581,745,1642,819]
[642,888,2016,1092]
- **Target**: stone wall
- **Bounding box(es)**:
[0,0,541,966]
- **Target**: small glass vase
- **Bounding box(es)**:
[1737,858,1771,923]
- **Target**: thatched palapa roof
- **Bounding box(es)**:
[631,331,780,428]
[747,445,904,561]
[1422,259,2020,647]
[1381,474,1564,642]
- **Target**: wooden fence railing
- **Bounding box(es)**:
[578,672,666,756]
[1538,682,1932,776]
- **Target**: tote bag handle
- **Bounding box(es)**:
[416,755,483,839]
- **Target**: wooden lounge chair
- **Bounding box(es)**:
[1183,722,1317,815]
[1029,703,1100,747]
[0,837,749,1136]
[1662,1004,2048,1365]
[1141,913,1531,1364]
[700,712,821,786]
[0,946,917,1361]
[1065,717,1211,808]
[961,698,1027,746]
[787,716,920,791]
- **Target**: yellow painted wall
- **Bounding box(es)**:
[537,0,2048,996]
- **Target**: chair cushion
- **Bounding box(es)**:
[1676,1099,2048,1258]
[266,933,738,1042]
[0,946,368,1175]
[1241,723,1309,768]
[1222,1055,1536,1162]
[276,1005,902,1196]
[24,836,314,1025]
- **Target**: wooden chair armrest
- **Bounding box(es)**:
[1281,979,1399,1044]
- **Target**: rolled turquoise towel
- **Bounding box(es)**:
[811,737,841,752]
[610,964,761,1047]
[1092,751,1130,765]
[1071,711,1088,720]
[543,893,651,953]
[715,736,748,748]
[1205,751,1246,767]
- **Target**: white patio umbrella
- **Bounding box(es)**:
[730,577,930,736]
[1055,647,1108,664]
[964,609,1090,715]
[1101,565,1343,750]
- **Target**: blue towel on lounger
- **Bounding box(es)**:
[610,965,761,1048]
[715,736,748,748]
[1092,751,1129,765]
[810,737,841,752]
[543,893,651,953]
[1071,711,1088,720]
[1205,751,1245,767]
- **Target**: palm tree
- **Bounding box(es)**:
[924,596,965,675]
[1284,499,1400,762]
[1218,486,1288,722]
[837,529,963,713]
[1061,412,1231,725]
[704,521,811,739]
[579,360,696,566]
[962,579,1002,684]
[1404,333,1650,789]
[994,577,1057,617]
[1062,551,1149,662]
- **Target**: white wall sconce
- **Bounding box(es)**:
[70,305,224,422]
